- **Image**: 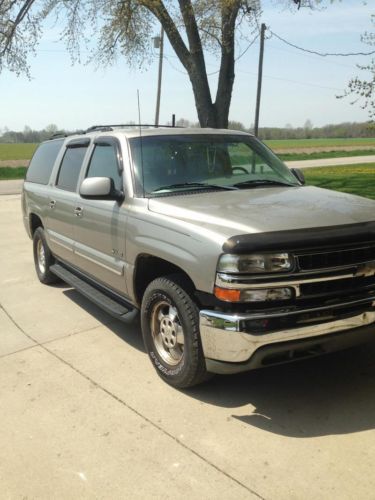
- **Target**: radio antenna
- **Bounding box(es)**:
[137,90,146,198]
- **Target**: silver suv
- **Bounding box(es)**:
[22,125,375,387]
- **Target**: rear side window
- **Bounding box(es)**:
[26,139,63,185]
[56,146,88,192]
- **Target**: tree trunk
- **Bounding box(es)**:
[146,0,240,129]
[214,2,240,128]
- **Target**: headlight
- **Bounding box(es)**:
[218,253,294,274]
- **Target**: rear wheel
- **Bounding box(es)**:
[141,275,211,388]
[33,227,60,284]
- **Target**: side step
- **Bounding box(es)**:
[50,263,138,323]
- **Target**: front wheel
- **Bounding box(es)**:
[141,275,210,388]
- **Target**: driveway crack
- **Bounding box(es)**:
[0,302,265,499]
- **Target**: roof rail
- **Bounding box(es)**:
[48,130,85,140]
[49,132,68,140]
[48,123,185,141]
[85,124,184,133]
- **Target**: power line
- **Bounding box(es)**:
[161,33,260,77]
[265,42,357,69]
[269,29,375,57]
[206,33,260,76]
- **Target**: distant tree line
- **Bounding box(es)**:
[0,120,374,143]
[0,124,63,143]
[177,118,375,139]
[257,121,375,140]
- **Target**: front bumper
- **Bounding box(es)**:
[199,296,375,374]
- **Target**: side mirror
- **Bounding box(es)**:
[290,168,305,185]
[80,177,124,201]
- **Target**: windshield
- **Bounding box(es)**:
[129,134,300,196]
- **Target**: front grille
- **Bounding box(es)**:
[297,244,375,271]
[299,275,375,299]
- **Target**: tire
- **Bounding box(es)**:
[33,227,60,285]
[141,275,211,388]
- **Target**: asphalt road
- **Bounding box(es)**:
[1,194,375,499]
[287,154,375,169]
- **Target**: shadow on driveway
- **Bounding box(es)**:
[62,288,144,353]
[63,286,375,439]
[187,342,375,438]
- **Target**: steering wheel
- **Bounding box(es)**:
[232,166,249,174]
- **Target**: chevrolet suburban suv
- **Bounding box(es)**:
[22,125,375,388]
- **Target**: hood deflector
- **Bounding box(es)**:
[223,221,375,254]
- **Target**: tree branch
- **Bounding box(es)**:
[1,0,36,56]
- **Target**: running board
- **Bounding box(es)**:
[50,263,138,323]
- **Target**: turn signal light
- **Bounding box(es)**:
[214,287,241,302]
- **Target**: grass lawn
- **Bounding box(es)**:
[0,167,27,180]
[0,143,38,161]
[266,138,375,150]
[303,164,375,200]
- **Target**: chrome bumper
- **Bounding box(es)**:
[199,297,375,369]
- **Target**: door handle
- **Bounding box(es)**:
[49,200,56,209]
[74,206,83,217]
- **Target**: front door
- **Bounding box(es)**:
[73,138,128,296]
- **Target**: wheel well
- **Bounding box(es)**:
[134,255,195,305]
[30,214,43,235]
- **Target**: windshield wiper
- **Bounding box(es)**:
[152,182,238,193]
[233,179,294,188]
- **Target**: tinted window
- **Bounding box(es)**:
[56,146,87,192]
[129,135,299,196]
[86,144,122,190]
[26,139,63,184]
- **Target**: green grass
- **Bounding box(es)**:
[0,143,38,161]
[278,149,375,162]
[0,167,27,180]
[303,164,375,200]
[265,138,375,150]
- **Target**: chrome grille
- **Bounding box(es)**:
[299,275,375,299]
[297,244,375,271]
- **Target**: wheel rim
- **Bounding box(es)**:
[150,300,184,366]
[37,239,46,274]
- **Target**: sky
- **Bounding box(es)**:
[0,0,373,131]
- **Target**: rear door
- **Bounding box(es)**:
[23,139,64,237]
[46,138,90,263]
[73,137,128,295]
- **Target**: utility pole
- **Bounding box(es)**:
[154,27,164,127]
[254,23,266,137]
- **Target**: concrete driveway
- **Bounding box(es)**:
[1,194,375,499]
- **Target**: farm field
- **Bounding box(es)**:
[1,138,375,163]
[0,143,38,161]
[265,138,375,150]
[303,163,375,200]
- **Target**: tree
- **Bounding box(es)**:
[339,15,375,120]
[0,0,316,128]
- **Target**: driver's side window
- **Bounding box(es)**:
[86,144,123,191]
[228,144,273,175]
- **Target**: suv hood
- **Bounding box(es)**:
[148,186,375,238]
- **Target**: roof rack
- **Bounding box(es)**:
[48,130,85,140]
[49,132,68,139]
[85,124,184,133]
[48,122,184,141]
